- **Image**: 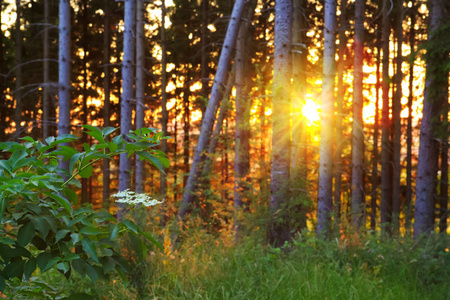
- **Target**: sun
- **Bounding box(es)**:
[302,99,320,125]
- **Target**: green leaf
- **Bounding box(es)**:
[64,189,78,204]
[85,264,98,282]
[128,233,146,260]
[32,217,50,240]
[138,228,163,250]
[57,262,70,274]
[81,239,99,263]
[43,191,72,213]
[45,136,56,145]
[121,219,138,235]
[4,259,25,279]
[9,149,28,170]
[72,259,86,277]
[78,164,93,178]
[79,227,101,235]
[110,224,119,240]
[17,221,35,247]
[101,256,116,274]
[136,151,165,173]
[24,257,37,280]
[69,152,83,175]
[0,276,5,292]
[102,127,117,138]
[83,125,105,143]
[107,141,118,153]
[55,229,71,243]
[21,136,34,142]
[36,252,52,271]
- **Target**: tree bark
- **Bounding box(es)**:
[178,0,247,220]
[351,0,365,230]
[269,0,293,246]
[317,0,337,237]
[58,0,71,172]
[43,0,50,140]
[14,0,23,138]
[414,0,446,237]
[135,0,146,194]
[118,0,136,219]
[102,0,111,209]
[391,0,403,234]
[160,0,169,198]
[439,97,449,233]
[380,0,392,233]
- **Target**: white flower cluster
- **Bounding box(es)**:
[112,189,163,207]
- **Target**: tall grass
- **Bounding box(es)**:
[49,229,450,300]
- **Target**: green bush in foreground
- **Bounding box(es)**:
[0,126,168,299]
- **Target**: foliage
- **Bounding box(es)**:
[0,126,169,298]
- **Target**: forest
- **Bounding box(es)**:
[0,0,449,298]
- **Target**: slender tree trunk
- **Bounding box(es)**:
[334,0,348,222]
[200,0,209,107]
[405,6,415,234]
[183,82,190,188]
[81,0,89,204]
[440,97,449,233]
[58,0,71,172]
[234,1,256,216]
[160,0,168,198]
[380,0,392,233]
[118,0,136,219]
[0,0,4,141]
[414,0,446,237]
[351,0,365,230]
[371,29,381,231]
[392,0,403,233]
[178,0,247,220]
[135,0,145,194]
[317,0,337,237]
[43,0,50,140]
[103,0,111,209]
[14,0,23,138]
[269,0,293,246]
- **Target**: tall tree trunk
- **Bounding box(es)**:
[234,1,256,216]
[380,0,392,233]
[81,0,89,205]
[118,0,136,219]
[58,0,71,172]
[160,0,168,198]
[440,97,449,233]
[405,5,415,234]
[269,0,293,246]
[414,0,446,237]
[334,0,348,222]
[371,28,381,231]
[43,0,50,140]
[392,0,403,234]
[0,0,4,141]
[183,83,190,188]
[317,0,337,237]
[178,0,247,220]
[135,0,145,194]
[200,0,209,108]
[351,0,365,230]
[102,0,111,209]
[14,0,23,138]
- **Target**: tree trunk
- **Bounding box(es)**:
[371,28,381,231]
[234,1,256,215]
[0,0,4,141]
[135,0,146,194]
[380,0,392,233]
[414,0,446,237]
[183,82,190,188]
[102,0,111,209]
[160,0,169,198]
[118,0,136,219]
[317,0,337,237]
[334,0,348,222]
[200,0,209,108]
[81,0,89,205]
[178,0,247,220]
[43,0,50,140]
[58,0,71,172]
[351,0,365,230]
[392,0,403,234]
[405,5,415,234]
[269,0,293,246]
[14,0,23,139]
[439,97,449,233]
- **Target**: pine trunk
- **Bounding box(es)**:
[160,0,169,198]
[317,0,337,237]
[43,0,50,140]
[14,0,23,138]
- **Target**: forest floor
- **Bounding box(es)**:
[37,229,450,300]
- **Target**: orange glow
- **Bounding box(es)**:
[302,99,320,125]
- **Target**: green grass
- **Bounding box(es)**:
[30,232,450,300]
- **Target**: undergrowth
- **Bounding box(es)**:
[41,227,450,300]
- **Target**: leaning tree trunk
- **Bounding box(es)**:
[118,0,136,219]
[14,0,23,139]
[351,0,365,230]
[392,0,403,234]
[317,0,337,237]
[58,0,71,172]
[178,0,247,220]
[135,0,146,194]
[414,0,446,237]
[380,0,392,233]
